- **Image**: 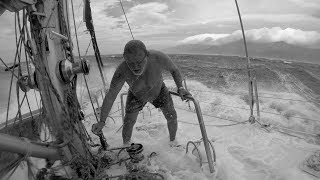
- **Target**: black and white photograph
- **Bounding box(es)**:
[0,0,319,179]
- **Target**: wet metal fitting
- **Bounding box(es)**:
[126,143,144,163]
[57,58,90,83]
[17,72,38,92]
[79,110,85,120]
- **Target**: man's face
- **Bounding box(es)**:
[124,49,147,75]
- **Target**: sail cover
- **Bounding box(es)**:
[83,0,94,30]
[0,0,36,15]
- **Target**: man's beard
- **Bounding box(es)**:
[127,59,147,76]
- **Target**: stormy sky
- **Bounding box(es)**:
[0,0,320,62]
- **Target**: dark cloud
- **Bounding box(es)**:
[311,12,320,18]
[103,0,167,18]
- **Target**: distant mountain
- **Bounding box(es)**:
[163,41,320,64]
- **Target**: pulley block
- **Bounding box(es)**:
[17,72,38,92]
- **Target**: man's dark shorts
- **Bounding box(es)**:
[125,83,173,113]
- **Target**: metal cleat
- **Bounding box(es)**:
[249,115,255,124]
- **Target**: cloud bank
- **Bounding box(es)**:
[179,34,229,44]
[179,27,320,47]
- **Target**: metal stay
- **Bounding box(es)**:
[120,91,215,173]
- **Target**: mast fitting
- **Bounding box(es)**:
[57,58,90,83]
[17,72,39,92]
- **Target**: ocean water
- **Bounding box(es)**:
[0,63,40,122]
[2,55,320,179]
[0,67,15,113]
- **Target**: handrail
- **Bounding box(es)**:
[119,91,215,173]
[183,79,191,109]
[169,91,215,173]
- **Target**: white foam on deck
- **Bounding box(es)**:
[4,72,320,180]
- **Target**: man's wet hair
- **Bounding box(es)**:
[124,40,148,56]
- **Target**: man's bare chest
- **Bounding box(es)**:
[125,67,161,91]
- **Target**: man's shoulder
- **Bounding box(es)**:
[117,61,127,70]
[148,50,169,61]
[149,50,167,57]
[115,61,129,74]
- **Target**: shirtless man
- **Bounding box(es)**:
[92,40,190,145]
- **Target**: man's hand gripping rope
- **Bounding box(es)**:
[92,121,108,150]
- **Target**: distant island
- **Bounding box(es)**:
[162,41,320,65]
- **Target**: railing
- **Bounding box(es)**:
[169,91,215,173]
[120,91,215,173]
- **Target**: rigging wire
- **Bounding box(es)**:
[273,128,308,140]
[0,138,34,179]
[33,90,40,110]
[119,0,134,40]
[153,95,320,139]
[71,0,81,59]
[198,99,320,122]
[174,106,245,123]
[0,58,18,79]
[112,100,319,141]
[16,11,26,127]
[147,102,319,141]
[273,125,318,137]
[71,0,84,42]
[25,93,34,120]
[10,94,26,126]
[79,40,92,105]
[84,40,92,56]
[178,119,248,127]
[5,14,24,130]
[22,10,36,117]
[65,1,97,160]
[190,89,314,103]
[24,9,46,129]
[80,39,92,104]
[71,20,83,41]
[71,0,100,125]
[42,2,57,35]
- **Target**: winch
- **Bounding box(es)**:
[126,143,144,163]
[56,58,90,83]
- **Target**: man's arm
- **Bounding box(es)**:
[100,64,125,123]
[156,51,184,88]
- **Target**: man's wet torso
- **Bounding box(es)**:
[121,50,164,102]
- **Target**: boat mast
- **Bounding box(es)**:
[25,0,94,175]
[0,0,96,179]
[0,0,96,177]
